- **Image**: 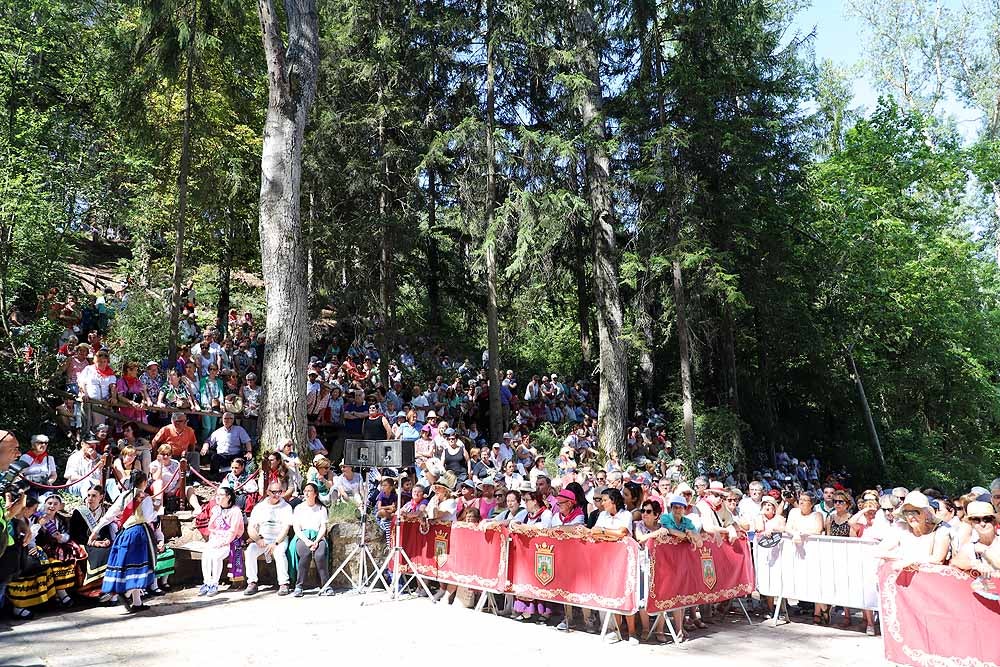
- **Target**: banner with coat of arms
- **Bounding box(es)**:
[392,519,508,591]
[645,535,754,611]
[506,528,640,613]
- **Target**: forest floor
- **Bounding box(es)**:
[0,587,886,666]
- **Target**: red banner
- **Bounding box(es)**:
[645,536,754,611]
[506,526,639,613]
[394,520,507,591]
[879,560,1000,667]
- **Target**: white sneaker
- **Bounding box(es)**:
[627,637,640,646]
[556,619,570,632]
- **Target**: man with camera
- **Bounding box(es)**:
[0,431,28,587]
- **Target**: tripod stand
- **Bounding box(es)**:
[325,467,389,595]
[363,477,433,602]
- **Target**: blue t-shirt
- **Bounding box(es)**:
[660,513,697,533]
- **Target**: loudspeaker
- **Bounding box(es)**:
[343,439,415,468]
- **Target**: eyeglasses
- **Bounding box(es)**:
[268,489,282,495]
[641,509,656,515]
[901,509,921,518]
[971,516,996,525]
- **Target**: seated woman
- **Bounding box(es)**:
[289,483,332,597]
[149,444,183,514]
[6,496,64,619]
[306,454,336,505]
[90,471,159,612]
[402,484,429,517]
[511,491,555,622]
[262,449,297,504]
[198,486,244,597]
[69,485,117,602]
[33,494,87,607]
[18,436,57,486]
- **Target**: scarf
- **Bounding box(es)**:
[95,364,115,378]
[559,506,584,525]
[28,450,48,465]
[527,507,546,523]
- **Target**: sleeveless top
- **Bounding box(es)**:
[828,516,851,537]
[362,416,385,441]
[443,446,466,474]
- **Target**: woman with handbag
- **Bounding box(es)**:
[116,361,151,425]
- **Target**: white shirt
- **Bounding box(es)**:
[294,502,328,533]
[18,453,56,484]
[411,395,429,422]
[737,497,762,525]
[595,510,633,531]
[518,509,554,528]
[65,450,102,496]
[426,495,457,522]
[77,364,116,400]
[249,499,293,543]
[334,473,361,500]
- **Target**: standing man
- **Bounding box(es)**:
[737,481,765,531]
[1,431,28,589]
[816,485,837,519]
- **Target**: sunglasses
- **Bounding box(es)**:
[971,516,996,525]
[268,490,282,495]
[834,499,847,505]
[641,509,656,514]
[901,509,921,518]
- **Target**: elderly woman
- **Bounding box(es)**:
[950,501,999,576]
[198,486,244,597]
[290,483,332,597]
[511,491,555,622]
[157,369,193,410]
[90,471,159,612]
[18,435,58,486]
[878,490,951,566]
[786,492,825,544]
[69,485,116,601]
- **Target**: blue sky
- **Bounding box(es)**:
[788,1,982,140]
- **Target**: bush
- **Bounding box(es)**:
[106,292,171,366]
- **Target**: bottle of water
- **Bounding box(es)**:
[264,544,272,564]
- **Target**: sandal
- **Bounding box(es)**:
[693,619,708,629]
[12,607,33,620]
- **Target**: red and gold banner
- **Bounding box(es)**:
[646,535,754,611]
[393,520,507,591]
[506,525,640,613]
[879,560,1000,667]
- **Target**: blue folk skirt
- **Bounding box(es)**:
[101,524,157,594]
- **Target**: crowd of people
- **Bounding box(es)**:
[2,285,999,646]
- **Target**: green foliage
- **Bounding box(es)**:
[107,293,171,366]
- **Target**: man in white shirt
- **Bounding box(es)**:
[697,481,737,542]
[201,412,252,478]
[245,481,294,596]
[737,481,764,530]
[497,433,515,464]
[64,437,104,497]
[410,384,429,423]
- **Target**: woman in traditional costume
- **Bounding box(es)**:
[90,471,158,612]
[33,494,86,604]
[69,484,116,601]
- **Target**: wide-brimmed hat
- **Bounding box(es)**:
[965,501,997,520]
[433,471,457,493]
[761,495,779,507]
[707,481,725,495]
[674,482,694,496]
[895,490,936,520]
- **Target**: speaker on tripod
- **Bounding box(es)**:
[344,438,414,469]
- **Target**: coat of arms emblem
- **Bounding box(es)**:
[434,530,449,567]
[534,542,555,585]
[700,546,717,590]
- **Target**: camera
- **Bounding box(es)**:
[0,460,31,504]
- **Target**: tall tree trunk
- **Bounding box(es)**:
[650,10,695,453]
[256,0,319,458]
[672,260,696,453]
[845,345,886,474]
[378,113,393,389]
[573,0,627,456]
[484,0,503,443]
[427,168,442,327]
[993,181,1000,268]
[637,283,655,407]
[168,35,195,367]
[217,210,234,331]
[574,213,592,367]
